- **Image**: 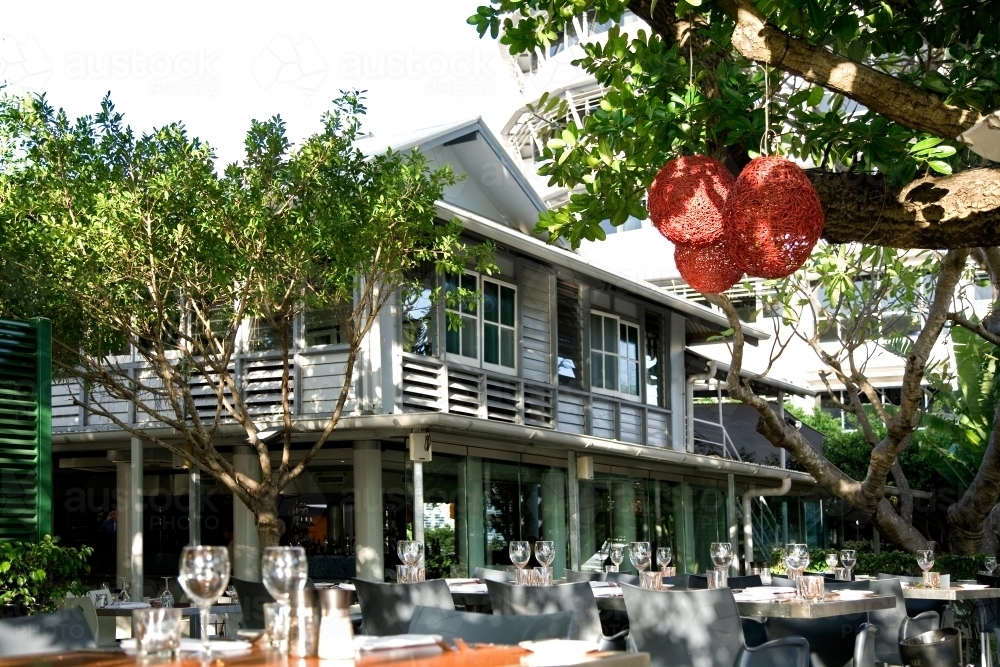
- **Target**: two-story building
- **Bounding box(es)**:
[48,119,831,592]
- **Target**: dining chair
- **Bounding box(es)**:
[687,574,708,589]
[974,573,1000,667]
[230,576,275,631]
[662,574,694,588]
[567,569,606,582]
[765,612,874,667]
[868,578,940,665]
[486,579,627,648]
[605,571,640,586]
[875,573,954,627]
[408,605,575,644]
[619,584,809,667]
[473,567,516,582]
[728,575,762,589]
[59,594,117,647]
[0,608,95,657]
[353,578,454,636]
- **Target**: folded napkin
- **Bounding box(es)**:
[588,581,617,588]
[336,583,357,591]
[120,638,250,654]
[108,602,151,609]
[445,578,480,585]
[448,584,488,594]
[355,634,443,652]
[591,587,623,597]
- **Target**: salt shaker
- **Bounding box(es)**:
[288,588,319,658]
[317,588,355,660]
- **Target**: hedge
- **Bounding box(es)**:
[769,547,988,581]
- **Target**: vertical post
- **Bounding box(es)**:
[613,480,636,572]
[669,313,687,452]
[541,467,567,578]
[727,474,738,574]
[233,445,261,581]
[456,456,484,575]
[413,461,424,546]
[354,440,383,582]
[188,468,201,546]
[130,437,143,598]
[116,458,132,585]
[567,451,581,572]
[676,482,696,573]
[32,318,52,541]
[778,390,786,470]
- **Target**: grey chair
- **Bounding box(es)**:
[605,571,640,585]
[486,580,626,647]
[620,584,809,667]
[869,578,940,665]
[687,574,708,589]
[728,575,762,589]
[0,608,95,658]
[408,605,574,644]
[662,574,694,588]
[353,578,454,636]
[230,577,275,630]
[567,569,606,583]
[473,567,516,582]
[765,613,874,667]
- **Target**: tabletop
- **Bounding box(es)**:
[733,594,895,619]
[0,645,651,667]
[900,586,1000,600]
[94,604,242,617]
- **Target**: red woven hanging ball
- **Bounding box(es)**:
[649,155,735,246]
[674,240,745,294]
[723,156,824,279]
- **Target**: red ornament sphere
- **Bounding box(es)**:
[649,155,736,246]
[674,240,745,294]
[723,156,824,279]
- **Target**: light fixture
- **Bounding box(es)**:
[958,110,1000,162]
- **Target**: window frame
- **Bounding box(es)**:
[443,270,519,375]
[589,310,642,401]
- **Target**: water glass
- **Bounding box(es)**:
[535,541,556,568]
[396,564,417,583]
[707,569,728,589]
[262,546,308,603]
[922,571,941,589]
[629,542,652,573]
[532,566,552,586]
[264,602,290,652]
[799,575,825,602]
[608,545,625,572]
[660,566,677,577]
[133,607,182,658]
[833,567,850,581]
[759,568,772,585]
[514,567,533,586]
[657,547,673,572]
[178,545,230,657]
[985,556,997,575]
[640,571,662,589]
[839,550,856,578]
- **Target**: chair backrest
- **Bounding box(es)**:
[662,574,693,589]
[604,571,639,586]
[486,580,603,642]
[566,569,606,583]
[230,577,275,631]
[824,579,871,591]
[0,608,95,657]
[620,583,745,667]
[766,612,870,667]
[408,605,574,644]
[686,574,708,589]
[473,567,515,582]
[58,595,98,640]
[869,577,909,664]
[353,578,454,636]
[86,588,111,607]
[727,575,762,589]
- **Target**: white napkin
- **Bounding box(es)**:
[336,583,356,591]
[445,578,480,585]
[108,602,151,609]
[449,584,488,594]
[355,634,443,651]
[588,581,617,588]
[120,638,250,654]
[591,587,623,597]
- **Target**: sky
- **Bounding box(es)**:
[0,0,525,165]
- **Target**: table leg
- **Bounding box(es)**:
[190,612,201,640]
[985,629,993,667]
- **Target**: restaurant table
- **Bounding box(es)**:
[94,603,242,638]
[901,585,1000,601]
[0,644,651,667]
[732,594,895,619]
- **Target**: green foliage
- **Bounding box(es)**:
[0,536,92,615]
[468,0,999,245]
[423,526,459,578]
[919,325,1000,493]
[769,545,988,579]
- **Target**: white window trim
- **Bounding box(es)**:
[444,270,481,365]
[590,311,642,401]
[481,277,518,374]
[443,271,519,375]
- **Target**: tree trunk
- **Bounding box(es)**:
[981,504,1000,557]
[255,497,285,550]
[947,400,1000,554]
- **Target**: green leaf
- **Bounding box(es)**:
[927,160,953,174]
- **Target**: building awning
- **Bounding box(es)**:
[686,349,816,397]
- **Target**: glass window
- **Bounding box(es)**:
[248,317,282,352]
[305,304,350,347]
[591,313,639,396]
[483,280,516,369]
[557,281,584,389]
[402,276,435,356]
[644,312,666,408]
[445,273,478,360]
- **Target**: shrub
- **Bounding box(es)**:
[0,535,93,614]
[769,546,987,580]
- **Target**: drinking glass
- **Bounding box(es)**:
[535,541,556,568]
[985,556,997,575]
[710,542,734,571]
[799,575,825,602]
[510,541,531,584]
[916,549,935,573]
[609,545,625,572]
[159,577,174,608]
[839,549,857,579]
[825,553,839,570]
[657,547,673,572]
[783,544,810,581]
[639,571,662,589]
[262,546,309,603]
[629,542,652,573]
[397,540,424,567]
[133,607,182,658]
[707,569,727,589]
[178,545,230,656]
[264,602,290,651]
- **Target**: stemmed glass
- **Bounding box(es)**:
[839,550,857,580]
[609,545,625,572]
[783,544,810,581]
[916,549,935,574]
[178,546,230,656]
[825,553,839,570]
[262,546,308,601]
[397,540,424,582]
[535,541,556,582]
[159,577,174,608]
[710,542,734,572]
[117,577,131,603]
[509,541,531,584]
[985,556,997,576]
[629,542,652,573]
[657,547,673,572]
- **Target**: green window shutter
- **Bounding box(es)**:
[0,317,52,542]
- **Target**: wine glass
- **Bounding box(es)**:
[629,542,651,573]
[509,540,531,583]
[657,547,673,572]
[825,553,839,570]
[535,541,556,568]
[262,546,308,603]
[159,577,174,608]
[397,540,424,576]
[916,549,935,573]
[178,546,230,656]
[783,544,810,580]
[839,549,857,579]
[985,556,997,575]
[609,545,625,572]
[710,542,734,571]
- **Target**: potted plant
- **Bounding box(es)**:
[0,535,93,616]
